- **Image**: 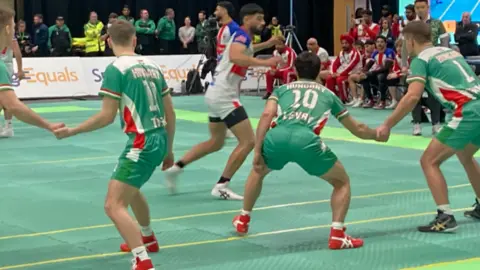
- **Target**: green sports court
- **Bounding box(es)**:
[1,95,480,270]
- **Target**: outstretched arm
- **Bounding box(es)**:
[383,81,423,129]
[339,115,376,140]
[255,99,277,152]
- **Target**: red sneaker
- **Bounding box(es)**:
[328,227,364,250]
[232,214,250,235]
[120,234,159,253]
[131,257,155,270]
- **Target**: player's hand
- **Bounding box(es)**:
[360,73,367,80]
[269,36,284,46]
[387,73,398,80]
[48,122,65,132]
[401,67,409,74]
[162,152,174,171]
[376,124,391,142]
[53,126,74,140]
[17,70,25,80]
[253,152,267,174]
[266,56,283,67]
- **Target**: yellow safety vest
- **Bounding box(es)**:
[271,25,283,37]
[84,21,105,53]
[253,35,262,44]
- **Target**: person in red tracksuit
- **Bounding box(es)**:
[264,37,297,99]
[325,34,361,102]
[349,10,380,43]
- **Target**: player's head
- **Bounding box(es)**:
[340,34,354,51]
[122,5,130,16]
[294,52,320,81]
[405,4,416,21]
[354,40,364,52]
[0,7,15,50]
[364,40,375,53]
[275,36,286,51]
[375,36,387,50]
[462,12,471,25]
[306,38,318,52]
[362,10,373,24]
[107,20,137,55]
[402,21,432,57]
[414,0,429,20]
[215,1,234,22]
[240,3,265,35]
[33,14,43,25]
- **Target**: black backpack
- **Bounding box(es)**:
[186,69,203,94]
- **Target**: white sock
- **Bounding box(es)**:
[332,222,344,230]
[132,246,149,261]
[438,204,453,215]
[241,209,251,216]
[140,225,153,237]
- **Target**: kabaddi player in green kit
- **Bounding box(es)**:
[54,21,176,270]
[233,51,379,250]
[377,21,480,233]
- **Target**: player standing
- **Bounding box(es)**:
[0,8,63,134]
[54,21,176,269]
[233,51,378,249]
[164,3,281,200]
[377,21,480,233]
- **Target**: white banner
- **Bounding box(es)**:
[11,54,267,99]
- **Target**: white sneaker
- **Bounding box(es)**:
[413,124,422,136]
[386,100,397,109]
[432,124,442,135]
[345,99,356,106]
[0,126,13,138]
[226,129,235,139]
[164,165,183,194]
[211,183,243,200]
[352,99,363,108]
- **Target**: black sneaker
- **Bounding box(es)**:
[464,199,480,219]
[417,210,458,233]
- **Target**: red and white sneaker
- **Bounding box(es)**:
[232,214,250,235]
[121,234,160,253]
[328,227,364,250]
[131,257,155,270]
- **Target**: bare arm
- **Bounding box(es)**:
[253,38,276,53]
[162,93,176,154]
[384,81,424,128]
[230,43,276,67]
[12,40,23,73]
[255,99,277,153]
[339,114,376,140]
[70,97,118,135]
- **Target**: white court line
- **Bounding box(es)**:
[439,0,456,20]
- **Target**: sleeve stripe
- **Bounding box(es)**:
[268,96,278,101]
[99,89,121,99]
[100,88,122,97]
[406,76,426,83]
[161,87,171,96]
[0,84,13,91]
[336,109,349,119]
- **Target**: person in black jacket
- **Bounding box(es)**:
[15,20,32,57]
[31,14,49,57]
[455,12,479,57]
[49,17,72,56]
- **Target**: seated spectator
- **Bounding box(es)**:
[325,34,361,103]
[379,18,395,48]
[15,20,32,57]
[179,16,196,54]
[385,39,406,109]
[350,10,379,43]
[360,36,395,109]
[84,11,105,57]
[135,9,156,55]
[49,16,72,57]
[348,39,376,107]
[455,12,479,57]
[31,14,49,57]
[103,13,118,56]
[264,36,297,99]
[306,38,330,81]
[118,5,134,24]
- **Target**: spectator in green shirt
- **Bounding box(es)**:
[48,16,72,56]
[118,5,135,24]
[195,10,208,53]
[156,8,176,54]
[135,9,156,55]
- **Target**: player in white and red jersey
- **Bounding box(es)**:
[325,34,361,102]
[0,35,24,137]
[306,38,331,81]
[349,10,380,43]
[264,36,296,99]
[165,3,281,200]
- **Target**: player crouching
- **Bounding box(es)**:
[233,52,380,250]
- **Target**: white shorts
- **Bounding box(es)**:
[205,96,243,120]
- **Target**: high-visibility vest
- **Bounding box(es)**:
[84,21,105,53]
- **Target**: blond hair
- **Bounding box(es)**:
[107,20,136,47]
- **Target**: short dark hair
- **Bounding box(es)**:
[109,13,118,19]
[239,3,264,21]
[217,1,235,17]
[34,13,43,20]
[199,10,207,16]
[405,4,415,12]
[415,0,429,4]
[363,10,373,16]
[376,35,387,42]
[354,40,364,47]
[108,20,136,47]
[402,21,432,44]
[365,40,375,45]
[295,52,320,80]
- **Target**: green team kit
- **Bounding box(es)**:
[99,56,171,188]
[406,47,480,149]
[0,61,13,92]
[265,81,349,176]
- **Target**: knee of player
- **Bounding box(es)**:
[209,139,225,152]
[420,153,441,168]
[104,199,122,217]
[239,138,255,152]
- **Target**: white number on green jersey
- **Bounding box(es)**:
[292,89,318,109]
[142,80,162,128]
[453,60,475,83]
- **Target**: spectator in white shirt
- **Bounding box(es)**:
[179,16,196,54]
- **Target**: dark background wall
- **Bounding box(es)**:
[19,0,398,54]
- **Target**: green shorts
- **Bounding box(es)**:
[262,125,338,176]
[112,129,168,189]
[436,101,480,150]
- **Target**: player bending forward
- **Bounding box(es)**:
[377,21,480,233]
[164,3,281,200]
[233,51,379,249]
[0,8,63,135]
[54,21,175,270]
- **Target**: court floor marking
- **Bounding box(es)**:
[0,183,471,241]
[0,207,472,270]
[402,257,480,269]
